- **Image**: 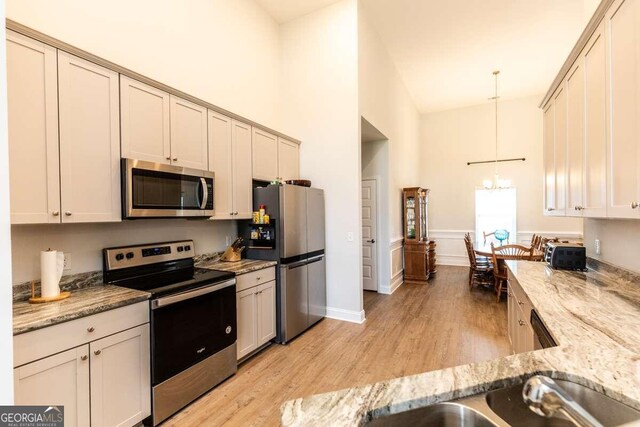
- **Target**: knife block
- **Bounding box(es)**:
[220,246,242,262]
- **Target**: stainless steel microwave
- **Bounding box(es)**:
[122,158,214,219]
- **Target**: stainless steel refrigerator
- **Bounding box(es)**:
[245,184,326,343]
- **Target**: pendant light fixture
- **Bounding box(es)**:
[483,70,511,190]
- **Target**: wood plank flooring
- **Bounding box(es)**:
[164,265,511,426]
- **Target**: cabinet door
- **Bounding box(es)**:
[543,102,556,215]
[516,305,535,353]
[553,86,567,216]
[89,324,150,427]
[208,110,233,220]
[233,120,253,219]
[169,95,208,170]
[58,52,121,223]
[6,31,60,224]
[14,346,90,427]
[583,23,608,218]
[120,76,171,164]
[566,61,585,216]
[278,137,300,181]
[252,127,278,181]
[236,287,258,360]
[606,0,640,218]
[507,284,516,353]
[257,281,276,346]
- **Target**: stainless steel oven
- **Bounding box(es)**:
[122,158,214,218]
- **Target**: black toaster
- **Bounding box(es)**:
[545,242,586,270]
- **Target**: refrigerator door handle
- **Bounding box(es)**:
[285,259,308,269]
[307,255,324,264]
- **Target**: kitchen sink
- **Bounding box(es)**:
[365,378,640,426]
[366,402,498,426]
[486,379,640,427]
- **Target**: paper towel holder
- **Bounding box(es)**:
[28,281,71,304]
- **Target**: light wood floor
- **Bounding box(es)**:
[164,265,511,426]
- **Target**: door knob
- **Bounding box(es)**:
[367,239,375,243]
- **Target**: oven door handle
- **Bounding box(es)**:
[199,177,208,210]
[151,278,236,309]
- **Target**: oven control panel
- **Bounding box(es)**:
[104,240,195,270]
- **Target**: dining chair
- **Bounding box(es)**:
[464,234,493,289]
[483,231,495,245]
[490,243,534,302]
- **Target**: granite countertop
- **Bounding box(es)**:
[196,258,277,275]
[13,285,150,335]
[281,261,640,425]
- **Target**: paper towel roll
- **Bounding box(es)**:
[41,250,64,298]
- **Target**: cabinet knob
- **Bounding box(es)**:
[256,277,261,281]
[80,355,88,361]
[166,156,171,160]
[87,326,95,333]
[94,350,101,356]
[173,158,178,161]
[518,301,524,306]
[234,211,239,215]
[632,202,639,209]
[65,211,72,216]
[518,320,525,326]
[52,211,60,216]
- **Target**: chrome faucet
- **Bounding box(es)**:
[523,375,604,427]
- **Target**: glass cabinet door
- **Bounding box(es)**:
[419,192,427,240]
[406,196,416,239]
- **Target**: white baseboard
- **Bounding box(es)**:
[326,307,366,324]
[379,271,404,294]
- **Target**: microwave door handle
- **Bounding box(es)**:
[199,177,208,209]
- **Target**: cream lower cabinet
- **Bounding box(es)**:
[507,281,534,354]
[236,268,276,361]
[14,303,150,427]
[208,113,253,219]
[278,137,300,181]
[14,346,90,427]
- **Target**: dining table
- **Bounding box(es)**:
[473,243,545,261]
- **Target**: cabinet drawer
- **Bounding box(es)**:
[236,267,276,293]
[14,301,149,367]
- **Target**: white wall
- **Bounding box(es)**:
[583,219,640,274]
[281,0,364,322]
[0,0,15,402]
[11,221,236,284]
[6,0,282,130]
[420,95,583,265]
[358,5,420,291]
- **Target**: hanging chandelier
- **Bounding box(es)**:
[483,70,511,190]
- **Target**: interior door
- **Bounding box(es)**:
[361,179,378,291]
[307,256,326,327]
[306,188,325,253]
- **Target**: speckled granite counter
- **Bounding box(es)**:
[196,258,277,275]
[281,261,640,426]
[13,285,150,335]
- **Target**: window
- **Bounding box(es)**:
[475,188,516,245]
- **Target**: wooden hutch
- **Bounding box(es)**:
[402,187,436,284]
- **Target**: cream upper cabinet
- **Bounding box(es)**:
[553,87,568,216]
[6,31,60,224]
[208,110,234,219]
[252,127,279,181]
[543,101,556,215]
[566,60,585,217]
[14,346,91,427]
[606,0,640,218]
[58,52,121,223]
[170,95,208,170]
[583,23,608,218]
[89,325,150,427]
[233,121,254,218]
[278,137,300,181]
[120,76,171,164]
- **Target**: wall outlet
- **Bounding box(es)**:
[63,252,71,271]
[595,239,601,255]
[347,232,354,242]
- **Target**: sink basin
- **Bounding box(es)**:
[366,402,498,426]
[486,379,640,426]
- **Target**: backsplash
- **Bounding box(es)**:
[10,219,237,285]
[583,218,640,274]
